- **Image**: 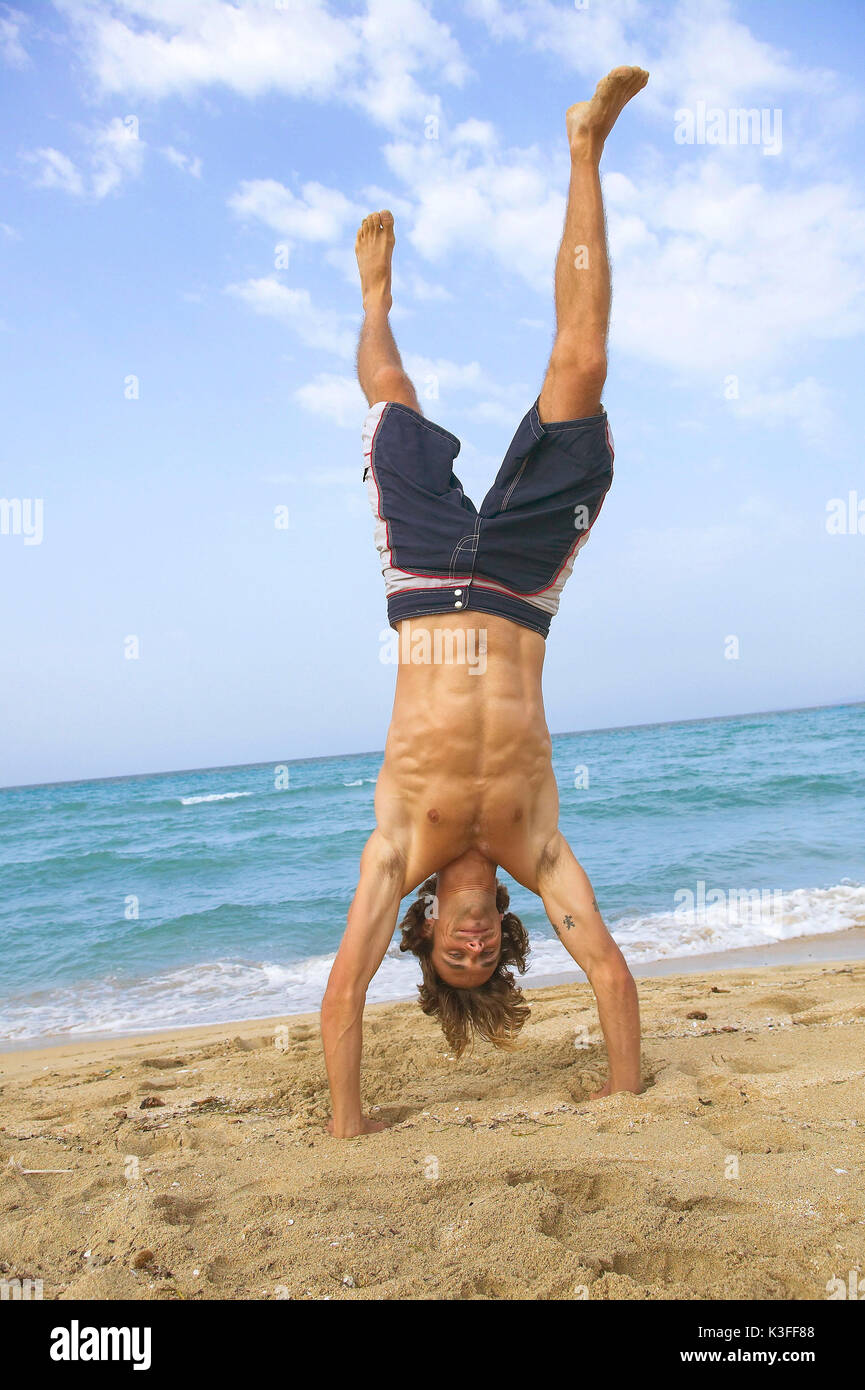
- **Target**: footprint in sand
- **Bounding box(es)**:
[152,1192,206,1226]
[607,1246,759,1295]
[752,993,818,1015]
[287,1025,315,1043]
[724,1056,789,1075]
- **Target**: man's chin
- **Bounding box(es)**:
[436,965,497,989]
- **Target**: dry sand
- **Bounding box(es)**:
[1,957,863,1301]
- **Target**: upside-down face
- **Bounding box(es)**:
[424,886,503,988]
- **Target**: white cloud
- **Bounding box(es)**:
[57,0,470,131]
[294,353,530,435]
[405,354,498,396]
[468,0,831,116]
[0,6,29,67]
[406,273,452,302]
[384,133,565,293]
[353,0,470,130]
[163,146,202,178]
[731,377,835,447]
[463,398,519,426]
[404,353,529,424]
[229,179,357,244]
[648,0,832,114]
[324,244,361,290]
[44,0,862,424]
[464,0,535,43]
[606,162,865,374]
[24,147,84,196]
[89,117,145,197]
[452,118,497,149]
[57,0,356,100]
[320,245,452,308]
[23,118,145,198]
[226,277,354,359]
[357,187,415,221]
[377,115,865,382]
[295,373,366,427]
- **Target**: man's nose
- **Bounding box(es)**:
[466,938,483,953]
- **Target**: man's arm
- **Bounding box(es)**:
[536,831,642,1096]
[321,830,406,1137]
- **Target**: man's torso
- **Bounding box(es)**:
[375,613,559,891]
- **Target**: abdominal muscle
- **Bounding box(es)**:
[374,613,559,889]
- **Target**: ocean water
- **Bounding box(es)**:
[0,702,863,1043]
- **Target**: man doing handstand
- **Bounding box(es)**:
[322,67,649,1137]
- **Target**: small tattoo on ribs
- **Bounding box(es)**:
[562,914,575,931]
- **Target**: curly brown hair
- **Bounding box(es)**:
[398,875,531,1057]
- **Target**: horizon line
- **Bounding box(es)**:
[2,696,863,795]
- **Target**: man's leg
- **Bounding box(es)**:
[539,66,648,424]
[355,210,421,413]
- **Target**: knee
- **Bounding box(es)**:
[369,366,419,409]
[548,336,607,393]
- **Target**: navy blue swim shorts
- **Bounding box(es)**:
[362,397,615,639]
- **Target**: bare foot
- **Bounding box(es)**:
[355,210,395,312]
[566,65,649,160]
[589,1080,612,1100]
[326,1113,388,1138]
[589,1079,643,1099]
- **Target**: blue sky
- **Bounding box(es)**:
[1,0,864,788]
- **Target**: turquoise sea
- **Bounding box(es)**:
[0,702,863,1042]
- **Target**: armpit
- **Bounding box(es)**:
[363,831,407,883]
[535,832,563,882]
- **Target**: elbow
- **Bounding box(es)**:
[586,947,635,994]
[321,979,366,1025]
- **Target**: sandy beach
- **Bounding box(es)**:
[2,947,864,1301]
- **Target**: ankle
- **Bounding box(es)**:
[570,135,603,167]
[363,291,392,315]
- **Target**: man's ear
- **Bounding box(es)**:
[420,916,436,939]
